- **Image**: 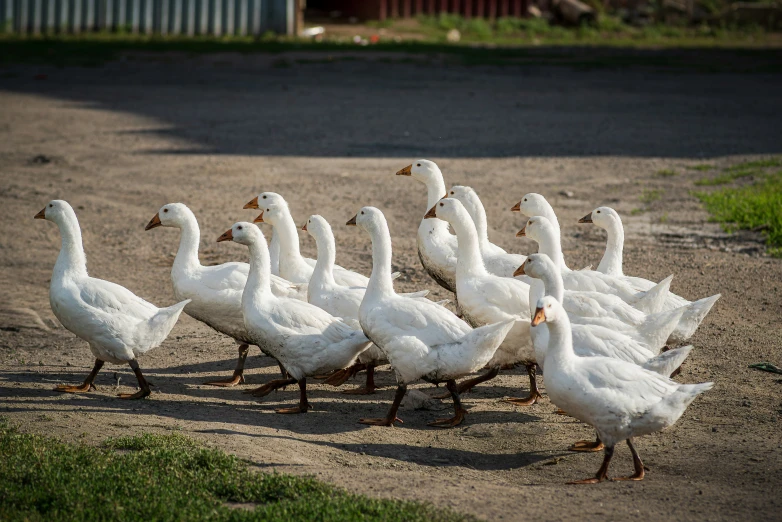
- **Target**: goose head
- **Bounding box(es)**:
[243,191,288,210]
[302,214,331,239]
[252,204,286,228]
[424,197,468,226]
[347,206,387,235]
[397,159,442,186]
[447,185,475,202]
[579,206,620,229]
[517,216,556,244]
[514,253,556,279]
[145,202,193,231]
[35,199,75,224]
[217,222,263,246]
[531,295,563,326]
[511,193,550,218]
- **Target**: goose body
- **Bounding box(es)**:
[397,160,458,292]
[448,185,530,280]
[220,222,371,413]
[352,206,515,427]
[535,296,713,483]
[145,203,305,386]
[579,206,720,340]
[37,200,189,399]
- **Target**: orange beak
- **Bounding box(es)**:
[145,213,162,231]
[511,201,521,212]
[217,229,233,242]
[396,164,412,176]
[253,212,264,224]
[424,204,438,219]
[34,207,46,219]
[531,306,546,327]
[243,196,259,210]
[578,213,593,224]
[301,222,308,231]
[346,214,357,226]
[513,263,526,277]
[516,225,527,237]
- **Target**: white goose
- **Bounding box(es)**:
[520,216,670,314]
[518,252,710,346]
[427,198,540,406]
[303,214,388,394]
[518,253,688,376]
[145,203,305,387]
[244,192,377,287]
[218,222,371,413]
[534,296,712,483]
[350,206,516,427]
[448,185,530,280]
[396,160,458,292]
[579,206,721,339]
[36,200,190,399]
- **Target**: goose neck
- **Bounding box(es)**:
[536,232,569,273]
[597,219,624,276]
[365,224,395,298]
[538,267,566,303]
[449,215,487,279]
[243,237,274,310]
[274,211,304,265]
[53,213,88,280]
[311,232,337,289]
[546,315,576,366]
[172,214,202,275]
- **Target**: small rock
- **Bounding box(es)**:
[712,427,718,432]
[446,28,461,43]
[401,389,439,411]
[31,154,51,164]
[559,190,575,198]
[742,400,751,407]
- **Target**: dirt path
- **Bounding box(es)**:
[1,55,780,521]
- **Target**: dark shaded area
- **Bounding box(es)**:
[0,44,781,158]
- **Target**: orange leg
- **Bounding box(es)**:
[204,344,249,387]
[612,438,645,481]
[504,364,542,406]
[244,377,297,398]
[568,444,614,484]
[275,378,312,414]
[323,362,367,387]
[569,435,605,452]
[343,364,377,395]
[434,366,499,399]
[55,359,104,393]
[118,360,151,400]
[428,379,468,428]
[359,384,406,426]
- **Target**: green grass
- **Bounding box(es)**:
[695,158,782,256]
[656,168,677,177]
[694,157,782,186]
[639,188,664,204]
[0,419,471,522]
[685,164,716,171]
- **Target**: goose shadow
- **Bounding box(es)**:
[195,429,563,471]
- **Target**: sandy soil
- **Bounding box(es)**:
[1,54,781,521]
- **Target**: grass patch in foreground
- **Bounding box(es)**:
[0,419,471,522]
[695,170,782,256]
[656,168,677,177]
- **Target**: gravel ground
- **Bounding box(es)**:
[0,53,780,521]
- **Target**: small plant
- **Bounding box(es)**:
[659,213,669,223]
[656,169,677,177]
[631,208,645,215]
[639,189,663,204]
[685,164,715,171]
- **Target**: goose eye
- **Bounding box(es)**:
[523,198,527,202]
[163,208,168,213]
[596,210,601,214]
[49,204,53,208]
[262,195,267,199]
[360,211,364,215]
[450,191,454,195]
[439,202,443,207]
[416,163,421,167]
[238,226,243,230]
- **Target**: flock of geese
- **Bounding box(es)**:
[35,160,719,484]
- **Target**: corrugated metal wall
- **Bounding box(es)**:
[0,0,296,36]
